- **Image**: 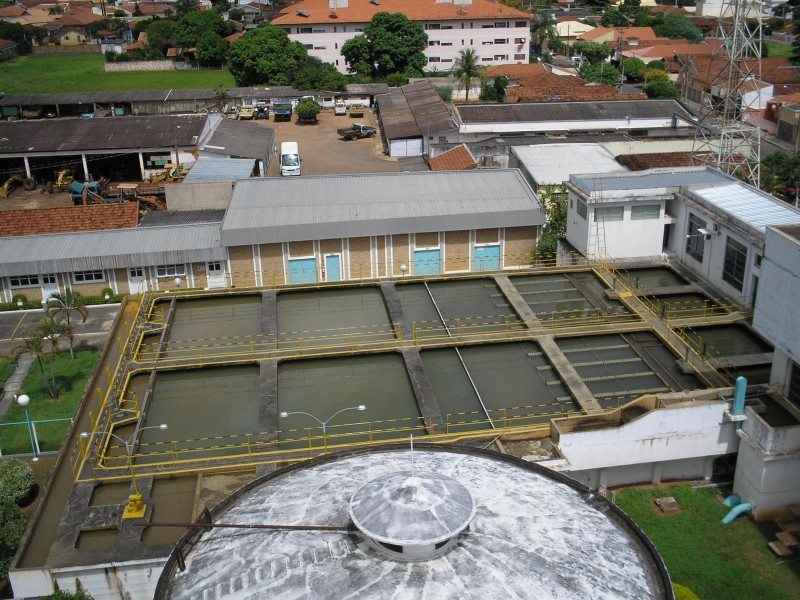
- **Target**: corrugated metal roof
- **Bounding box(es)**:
[377,81,455,141]
[511,143,626,185]
[0,115,207,154]
[691,184,800,232]
[138,209,226,227]
[199,118,274,161]
[570,167,733,193]
[184,158,256,182]
[221,170,543,246]
[458,99,694,124]
[0,223,224,277]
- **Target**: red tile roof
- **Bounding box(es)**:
[428,143,476,171]
[615,152,693,171]
[0,6,27,16]
[0,38,18,50]
[505,72,645,103]
[579,26,658,43]
[225,31,243,43]
[273,0,530,26]
[484,63,547,80]
[0,203,140,237]
[688,56,800,86]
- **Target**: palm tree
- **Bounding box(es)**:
[530,12,559,56]
[12,329,57,399]
[453,49,482,103]
[38,317,72,396]
[46,287,88,359]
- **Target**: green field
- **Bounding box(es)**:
[616,485,800,600]
[0,54,235,95]
[767,41,794,59]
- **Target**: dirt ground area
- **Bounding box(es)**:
[264,107,400,177]
[0,187,73,211]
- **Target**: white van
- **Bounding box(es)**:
[280,141,301,176]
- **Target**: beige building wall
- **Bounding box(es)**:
[476,228,499,244]
[71,281,107,297]
[191,263,209,290]
[228,246,255,287]
[504,226,538,267]
[391,235,410,276]
[376,236,387,278]
[415,232,439,248]
[111,268,128,294]
[445,231,469,272]
[289,241,313,256]
[349,237,371,279]
[260,243,285,286]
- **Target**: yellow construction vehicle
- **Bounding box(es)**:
[0,173,24,199]
[53,169,75,192]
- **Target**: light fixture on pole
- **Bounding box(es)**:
[279,405,366,454]
[399,264,407,277]
[15,394,39,462]
[174,276,182,290]
[80,423,168,519]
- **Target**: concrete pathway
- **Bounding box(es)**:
[0,353,34,420]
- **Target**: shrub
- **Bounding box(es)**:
[0,459,35,506]
[0,495,27,580]
[435,85,453,101]
[386,72,408,87]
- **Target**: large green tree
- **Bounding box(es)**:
[654,14,703,43]
[293,57,348,91]
[173,10,233,48]
[0,21,32,53]
[572,40,612,64]
[579,63,621,85]
[341,12,427,78]
[195,30,229,65]
[644,79,680,98]
[144,19,175,54]
[228,25,308,86]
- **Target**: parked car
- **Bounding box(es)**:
[239,105,255,120]
[334,101,347,116]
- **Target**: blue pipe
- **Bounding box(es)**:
[723,494,741,507]
[732,376,748,430]
[722,502,752,524]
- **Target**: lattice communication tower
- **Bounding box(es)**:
[691,0,762,186]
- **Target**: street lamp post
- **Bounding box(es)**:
[174,276,182,291]
[279,405,366,454]
[15,394,39,462]
[80,423,168,519]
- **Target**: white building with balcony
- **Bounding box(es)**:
[271,0,530,74]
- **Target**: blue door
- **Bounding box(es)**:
[474,244,501,271]
[325,254,341,281]
[288,258,317,284]
[414,249,441,275]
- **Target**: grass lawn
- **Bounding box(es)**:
[767,41,794,59]
[616,485,800,599]
[0,54,235,95]
[0,350,99,455]
[0,356,16,389]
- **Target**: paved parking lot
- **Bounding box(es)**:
[262,108,401,177]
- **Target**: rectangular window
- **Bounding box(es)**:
[313,46,326,50]
[631,204,660,220]
[481,57,492,61]
[73,270,104,283]
[577,199,587,219]
[515,21,527,27]
[304,44,313,49]
[722,236,747,291]
[686,213,706,262]
[428,57,441,63]
[789,360,800,410]
[312,28,325,33]
[208,261,222,272]
[495,22,508,28]
[441,25,452,29]
[130,267,143,277]
[514,53,526,60]
[156,264,186,278]
[494,38,508,44]
[754,253,762,268]
[429,40,441,46]
[298,27,312,34]
[42,274,56,284]
[442,58,453,62]
[442,42,453,46]
[493,54,508,60]
[482,24,494,28]
[594,206,624,222]
[143,152,171,168]
[9,275,39,287]
[515,38,526,44]
[425,23,441,30]
[482,41,493,45]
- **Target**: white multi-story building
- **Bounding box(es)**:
[271,0,530,74]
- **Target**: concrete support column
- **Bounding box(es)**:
[23,157,31,179]
[138,152,146,180]
[81,154,90,181]
[652,462,662,485]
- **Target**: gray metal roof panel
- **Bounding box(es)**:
[0,115,208,154]
[0,223,224,277]
[184,158,256,182]
[458,99,694,124]
[221,170,543,246]
[137,209,226,227]
[570,167,733,193]
[200,119,274,160]
[690,184,800,232]
[511,143,626,185]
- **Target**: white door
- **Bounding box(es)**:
[128,267,148,294]
[40,274,59,302]
[207,261,227,289]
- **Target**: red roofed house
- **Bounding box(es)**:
[271,0,531,74]
[428,143,477,171]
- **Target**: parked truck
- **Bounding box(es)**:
[337,123,377,141]
[348,103,365,118]
[273,100,293,121]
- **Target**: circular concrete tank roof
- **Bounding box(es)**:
[349,470,476,546]
[156,445,672,600]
